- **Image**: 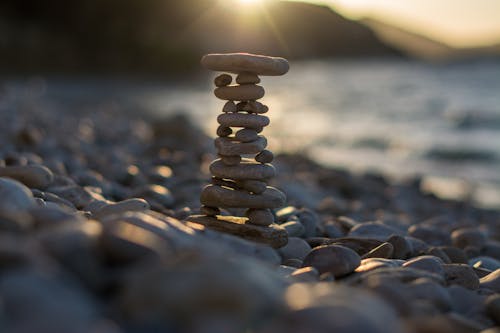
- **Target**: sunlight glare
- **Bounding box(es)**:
[238,0,264,5]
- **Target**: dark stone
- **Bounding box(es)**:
[443,264,480,290]
[302,245,361,277]
[187,215,288,248]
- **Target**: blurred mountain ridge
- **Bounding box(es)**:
[362,18,500,62]
[0,0,401,74]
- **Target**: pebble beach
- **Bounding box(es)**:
[1,79,500,333]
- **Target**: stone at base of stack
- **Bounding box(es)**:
[187,215,288,248]
[188,53,289,248]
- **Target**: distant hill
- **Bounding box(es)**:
[192,1,402,59]
[363,18,500,61]
[0,0,402,74]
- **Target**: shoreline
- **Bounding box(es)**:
[4,71,500,210]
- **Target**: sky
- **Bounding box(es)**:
[286,0,500,47]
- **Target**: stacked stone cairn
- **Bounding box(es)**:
[188,53,289,248]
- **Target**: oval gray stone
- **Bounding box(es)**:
[246,208,274,226]
[238,101,268,114]
[302,245,361,277]
[330,237,384,255]
[402,255,445,276]
[210,159,275,180]
[214,85,265,101]
[255,149,274,163]
[215,136,267,155]
[201,53,289,76]
[217,113,270,129]
[0,177,36,218]
[443,263,479,290]
[279,237,311,261]
[0,165,54,189]
[358,267,446,285]
[348,221,402,241]
[281,220,305,237]
[93,198,150,220]
[235,128,259,143]
[200,185,285,209]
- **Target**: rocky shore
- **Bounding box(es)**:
[1,91,500,333]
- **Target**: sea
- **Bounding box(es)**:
[3,59,500,208]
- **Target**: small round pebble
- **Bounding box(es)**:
[236,73,261,85]
[237,101,268,114]
[238,179,267,194]
[255,150,273,163]
[246,208,274,226]
[216,125,232,137]
[214,73,232,87]
[222,101,237,113]
[278,237,311,261]
[235,128,259,143]
[0,177,36,218]
[281,220,305,237]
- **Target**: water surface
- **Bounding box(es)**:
[3,59,500,207]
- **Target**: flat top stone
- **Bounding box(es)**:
[201,53,289,76]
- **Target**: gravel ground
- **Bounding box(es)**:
[1,90,500,333]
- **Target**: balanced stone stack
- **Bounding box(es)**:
[188,53,289,248]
